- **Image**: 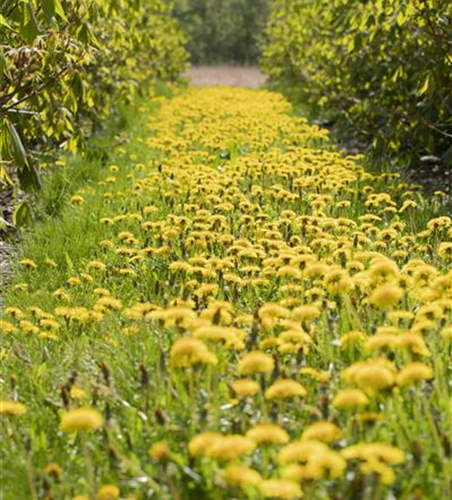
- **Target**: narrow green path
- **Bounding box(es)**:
[1,87,451,500]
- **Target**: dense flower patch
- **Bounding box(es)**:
[1,88,451,499]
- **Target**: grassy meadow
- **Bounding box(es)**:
[1,87,451,500]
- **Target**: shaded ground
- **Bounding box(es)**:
[185,65,266,88]
[0,186,16,311]
[0,240,13,309]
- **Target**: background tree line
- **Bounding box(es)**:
[174,0,270,64]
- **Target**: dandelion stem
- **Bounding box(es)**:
[81,434,96,498]
[10,422,37,500]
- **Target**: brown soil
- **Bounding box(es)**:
[185,65,267,88]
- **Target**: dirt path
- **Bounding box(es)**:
[185,65,266,88]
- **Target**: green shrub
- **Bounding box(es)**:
[262,0,452,170]
[0,0,187,195]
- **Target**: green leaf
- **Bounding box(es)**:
[72,71,85,102]
[418,75,430,96]
[65,252,74,273]
[396,10,406,26]
[0,14,13,30]
[5,119,42,190]
[13,200,33,227]
[17,163,42,191]
[0,163,14,186]
[6,120,28,169]
[54,0,67,21]
[0,50,11,84]
[41,0,55,21]
[22,3,39,42]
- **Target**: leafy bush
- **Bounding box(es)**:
[0,0,187,194]
[262,0,452,170]
[174,0,269,64]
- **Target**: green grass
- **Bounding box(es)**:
[1,86,451,500]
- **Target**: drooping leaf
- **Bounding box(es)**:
[13,200,33,227]
[21,3,39,43]
[17,163,42,191]
[6,120,28,169]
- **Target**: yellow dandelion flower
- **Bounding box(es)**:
[278,328,312,348]
[333,389,369,410]
[396,362,433,386]
[231,379,260,398]
[360,459,395,485]
[60,408,103,433]
[169,337,217,368]
[44,463,63,479]
[222,465,261,488]
[67,277,81,287]
[369,284,403,309]
[96,296,122,311]
[0,320,18,334]
[189,432,223,456]
[88,260,107,271]
[97,485,120,500]
[299,367,329,383]
[324,268,354,295]
[438,242,452,260]
[258,303,290,320]
[302,421,343,443]
[304,449,347,480]
[70,387,89,400]
[4,306,24,318]
[278,440,329,465]
[441,325,452,339]
[0,400,27,416]
[149,441,171,461]
[291,305,320,323]
[265,380,307,400]
[364,334,398,352]
[341,442,404,464]
[281,464,307,482]
[20,258,37,269]
[343,359,396,392]
[70,195,84,205]
[193,325,246,350]
[395,333,431,356]
[246,423,290,445]
[340,330,367,349]
[258,479,302,499]
[206,435,256,461]
[238,351,274,375]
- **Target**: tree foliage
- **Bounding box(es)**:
[174,0,269,64]
[262,0,452,169]
[0,0,187,193]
